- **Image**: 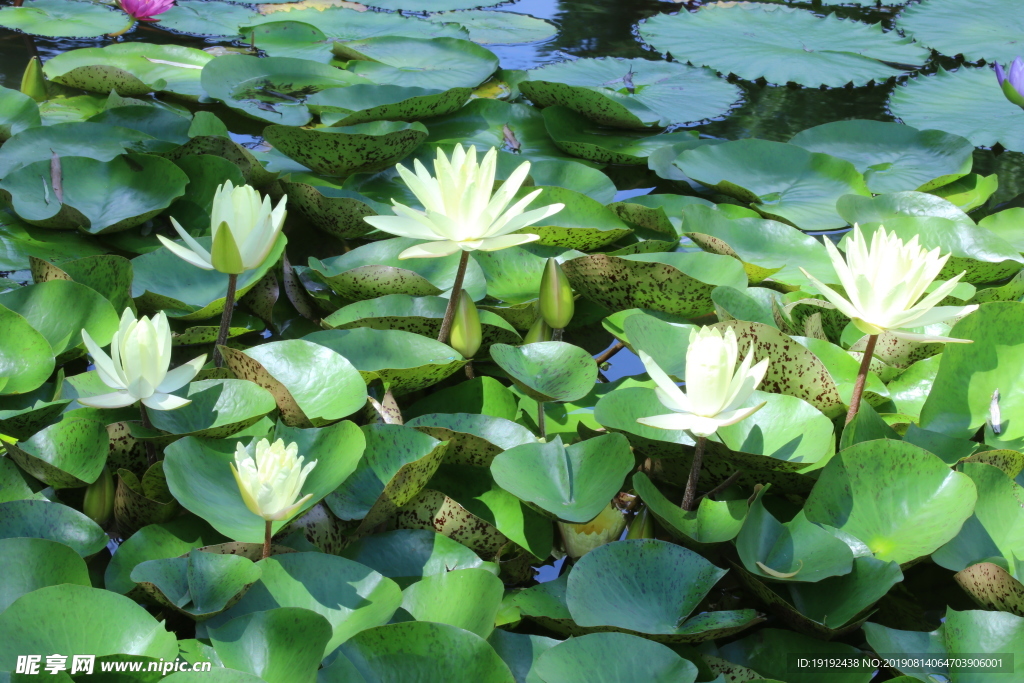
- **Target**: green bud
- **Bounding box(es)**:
[449,290,482,359]
[538,258,574,330]
[626,505,655,540]
[20,56,48,102]
[524,316,552,344]
[82,466,114,527]
[557,503,628,559]
[1002,79,1024,108]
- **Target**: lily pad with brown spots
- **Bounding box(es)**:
[131,548,261,618]
[405,413,537,467]
[279,180,389,240]
[4,417,108,489]
[114,462,179,535]
[954,562,1024,616]
[264,121,427,177]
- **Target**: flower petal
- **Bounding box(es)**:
[398,240,462,259]
[156,354,207,393]
[157,235,214,270]
[141,392,192,411]
[77,391,137,409]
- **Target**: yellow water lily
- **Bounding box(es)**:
[157,180,287,275]
[638,326,769,438]
[79,309,205,410]
[799,225,978,343]
[230,438,317,521]
[363,145,564,259]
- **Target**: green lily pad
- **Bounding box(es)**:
[4,417,107,489]
[490,341,597,403]
[265,121,426,177]
[0,153,188,234]
[340,528,498,588]
[336,36,499,91]
[490,434,633,523]
[306,327,466,394]
[736,486,854,582]
[0,122,154,177]
[243,7,467,41]
[535,632,698,683]
[308,236,487,302]
[0,499,107,557]
[201,55,367,126]
[30,253,135,317]
[718,628,873,683]
[673,139,871,230]
[208,607,332,683]
[509,185,632,250]
[789,120,975,194]
[633,472,747,548]
[131,235,284,320]
[562,252,747,318]
[428,9,557,45]
[0,303,55,396]
[0,87,40,143]
[164,420,365,542]
[308,83,471,126]
[0,390,69,443]
[0,0,127,38]
[142,379,276,442]
[0,537,91,613]
[542,106,705,165]
[488,631,560,683]
[220,340,367,428]
[105,517,226,594]
[896,0,1024,64]
[406,413,536,467]
[890,66,1024,153]
[0,584,178,669]
[521,57,742,129]
[321,294,521,352]
[325,423,448,533]
[955,562,1024,616]
[0,279,118,359]
[339,621,516,683]
[931,172,999,212]
[131,549,261,618]
[638,3,929,87]
[42,44,213,99]
[566,539,760,642]
[158,0,260,38]
[804,439,977,565]
[278,181,386,240]
[114,463,180,534]
[400,568,504,638]
[204,552,401,655]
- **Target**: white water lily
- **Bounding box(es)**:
[363,145,564,259]
[637,327,769,438]
[800,225,978,343]
[231,438,317,521]
[79,309,205,410]
[157,180,287,274]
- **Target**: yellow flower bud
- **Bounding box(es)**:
[449,290,482,359]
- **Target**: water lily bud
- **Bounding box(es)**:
[157,180,287,275]
[449,290,482,359]
[82,466,114,527]
[996,58,1024,108]
[558,503,629,559]
[626,505,655,540]
[20,57,47,102]
[538,258,574,329]
[231,438,317,521]
[524,316,552,344]
[117,0,174,22]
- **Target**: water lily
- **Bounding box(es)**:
[363,145,564,260]
[799,225,978,343]
[637,326,768,438]
[231,438,317,522]
[157,180,287,275]
[995,57,1024,108]
[79,309,205,411]
[118,0,174,22]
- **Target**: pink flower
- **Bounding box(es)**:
[118,0,174,22]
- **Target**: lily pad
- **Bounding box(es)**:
[633,472,746,548]
[265,121,427,176]
[220,340,367,428]
[490,341,597,403]
[889,66,1024,153]
[896,0,1024,64]
[400,568,504,638]
[201,55,368,126]
[428,10,557,45]
[0,121,154,177]
[4,417,107,489]
[42,44,213,99]
[340,528,498,587]
[0,303,55,396]
[164,420,365,542]
[131,549,261,619]
[279,181,387,240]
[104,517,226,594]
[158,0,260,38]
[405,412,536,467]
[718,627,873,683]
[0,499,107,557]
[0,0,127,38]
[0,87,40,142]
[673,139,871,230]
[535,632,698,683]
[0,537,91,613]
[789,120,975,194]
[308,83,472,126]
[509,185,632,250]
[521,57,742,129]
[336,36,499,91]
[638,3,930,87]
[0,153,188,234]
[208,607,332,683]
[0,279,118,359]
[142,380,277,442]
[804,439,977,565]
[305,327,466,394]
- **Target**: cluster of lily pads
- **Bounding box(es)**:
[2,0,1024,681]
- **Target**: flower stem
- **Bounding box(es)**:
[681,436,707,511]
[262,520,272,560]
[845,333,879,426]
[594,341,625,365]
[437,251,470,346]
[139,403,158,466]
[213,273,238,368]
[465,361,475,380]
[537,401,546,440]
[552,328,564,342]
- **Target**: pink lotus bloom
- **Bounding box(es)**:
[118,0,174,22]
